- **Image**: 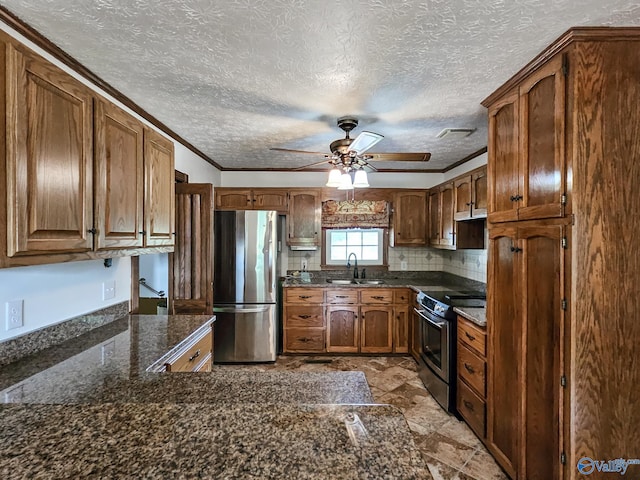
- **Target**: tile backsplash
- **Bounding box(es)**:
[287,246,487,283]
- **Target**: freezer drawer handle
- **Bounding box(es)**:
[213,306,270,314]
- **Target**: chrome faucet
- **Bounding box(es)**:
[347,252,358,279]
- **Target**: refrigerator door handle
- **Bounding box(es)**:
[213,306,271,314]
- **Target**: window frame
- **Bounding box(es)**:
[320,228,389,270]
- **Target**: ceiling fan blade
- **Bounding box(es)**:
[293,159,332,170]
[270,147,328,156]
[350,131,384,154]
[366,152,431,162]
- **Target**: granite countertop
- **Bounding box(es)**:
[0,402,428,479]
[454,306,487,327]
[0,314,429,478]
[284,270,486,294]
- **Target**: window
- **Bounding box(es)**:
[325,228,384,266]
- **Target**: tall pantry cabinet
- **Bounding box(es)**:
[483,28,640,480]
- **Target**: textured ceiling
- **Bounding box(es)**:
[2,0,640,172]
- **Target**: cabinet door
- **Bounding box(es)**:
[488,89,519,223]
[288,191,321,248]
[94,99,144,250]
[519,224,564,480]
[326,305,359,353]
[518,55,566,221]
[143,129,175,246]
[393,305,409,353]
[215,189,253,210]
[454,175,473,221]
[428,189,441,246]
[471,167,488,218]
[253,189,289,212]
[360,306,393,353]
[393,191,427,245]
[440,183,455,247]
[6,42,93,256]
[486,225,519,479]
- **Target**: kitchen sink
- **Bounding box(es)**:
[357,280,385,284]
[326,279,358,284]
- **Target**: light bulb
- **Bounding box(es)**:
[353,170,369,188]
[337,173,354,190]
[326,168,342,187]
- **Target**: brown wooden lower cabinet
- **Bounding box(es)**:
[283,286,410,354]
[456,315,487,441]
[164,326,213,372]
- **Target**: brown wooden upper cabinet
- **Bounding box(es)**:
[488,55,566,223]
[1,33,175,268]
[94,102,176,250]
[94,99,145,250]
[392,190,428,246]
[215,188,289,212]
[428,184,455,249]
[287,190,321,249]
[5,39,94,257]
[454,166,488,221]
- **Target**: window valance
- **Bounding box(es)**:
[321,200,390,228]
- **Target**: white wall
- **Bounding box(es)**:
[0,22,217,342]
[443,152,487,181]
[0,258,131,342]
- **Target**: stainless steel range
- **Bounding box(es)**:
[414,287,485,413]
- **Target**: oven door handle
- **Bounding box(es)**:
[414,308,446,328]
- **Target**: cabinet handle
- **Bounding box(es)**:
[465,332,476,341]
[87,228,97,234]
[510,246,522,253]
[139,231,146,235]
[299,337,310,343]
[510,194,523,202]
[336,295,348,298]
[373,296,385,300]
[464,363,475,374]
[463,400,474,411]
[299,295,311,299]
[188,349,201,362]
[299,315,311,319]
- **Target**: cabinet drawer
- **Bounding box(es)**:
[165,328,212,372]
[458,317,486,356]
[285,288,324,304]
[393,288,412,305]
[194,352,212,372]
[457,376,486,438]
[458,342,486,397]
[284,328,325,352]
[360,289,394,304]
[284,306,324,327]
[325,289,359,304]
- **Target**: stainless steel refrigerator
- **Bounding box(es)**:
[213,210,278,362]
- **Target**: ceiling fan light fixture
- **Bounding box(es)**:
[352,170,369,188]
[349,131,384,154]
[326,168,342,187]
[337,173,354,190]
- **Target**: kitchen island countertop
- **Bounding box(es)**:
[0,314,430,479]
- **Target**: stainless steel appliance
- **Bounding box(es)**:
[213,210,278,363]
[414,288,485,413]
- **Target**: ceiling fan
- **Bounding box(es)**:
[270,116,431,175]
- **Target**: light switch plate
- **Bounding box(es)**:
[301,258,308,271]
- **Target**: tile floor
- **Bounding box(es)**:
[218,355,508,480]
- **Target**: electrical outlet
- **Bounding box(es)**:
[301,258,308,271]
[400,261,408,271]
[102,280,116,301]
[5,300,24,330]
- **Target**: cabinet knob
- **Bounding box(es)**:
[139,230,147,235]
[510,246,522,253]
[463,400,474,411]
[464,363,476,374]
[510,194,523,202]
[87,228,97,234]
